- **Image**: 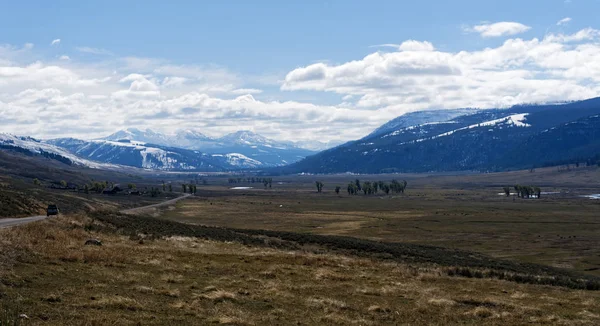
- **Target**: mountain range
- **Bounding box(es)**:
[0,129,318,171]
[99,128,315,167]
[2,97,600,174]
[40,128,318,170]
[282,98,600,174]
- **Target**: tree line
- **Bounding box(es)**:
[229,177,273,188]
[34,178,197,197]
[316,179,408,195]
[503,185,542,198]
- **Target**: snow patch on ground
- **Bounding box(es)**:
[582,194,600,199]
[498,191,560,196]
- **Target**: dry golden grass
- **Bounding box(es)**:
[1,214,600,325]
[82,295,143,311]
[198,290,237,302]
[160,173,600,277]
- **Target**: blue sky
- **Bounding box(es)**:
[0,0,599,144]
[1,0,586,70]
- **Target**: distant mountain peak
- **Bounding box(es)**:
[80,127,316,167]
[175,129,213,141]
[219,130,272,145]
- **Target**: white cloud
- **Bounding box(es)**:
[0,46,370,143]
[398,40,435,52]
[557,17,572,26]
[119,73,150,83]
[283,28,600,116]
[161,76,187,88]
[76,46,113,55]
[466,21,531,38]
[51,39,61,46]
[4,28,600,144]
[59,55,70,61]
[544,27,600,42]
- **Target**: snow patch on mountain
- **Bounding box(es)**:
[213,153,263,168]
[432,113,530,139]
[219,130,288,149]
[0,133,120,169]
[381,121,458,138]
[391,113,531,146]
[369,108,479,138]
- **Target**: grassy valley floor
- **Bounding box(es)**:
[1,214,600,325]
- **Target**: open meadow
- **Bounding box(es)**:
[2,164,600,325]
[160,166,600,276]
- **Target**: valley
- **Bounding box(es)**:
[4,4,600,324]
[157,167,600,277]
[1,153,600,324]
[1,98,600,324]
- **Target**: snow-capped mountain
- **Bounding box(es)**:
[175,129,213,141]
[208,130,315,166]
[282,97,600,174]
[0,134,122,169]
[103,128,177,146]
[218,130,276,147]
[100,128,315,166]
[0,131,273,171]
[46,138,257,171]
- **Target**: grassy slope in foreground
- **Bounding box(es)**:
[2,214,600,325]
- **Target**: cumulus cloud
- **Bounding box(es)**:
[59,55,70,61]
[557,17,572,26]
[283,28,600,114]
[51,39,61,46]
[0,47,371,143]
[161,76,187,88]
[544,27,600,42]
[398,40,435,52]
[4,28,600,144]
[465,21,531,37]
[119,73,150,83]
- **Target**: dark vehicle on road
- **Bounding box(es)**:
[47,204,59,217]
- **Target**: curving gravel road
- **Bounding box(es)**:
[0,193,192,229]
